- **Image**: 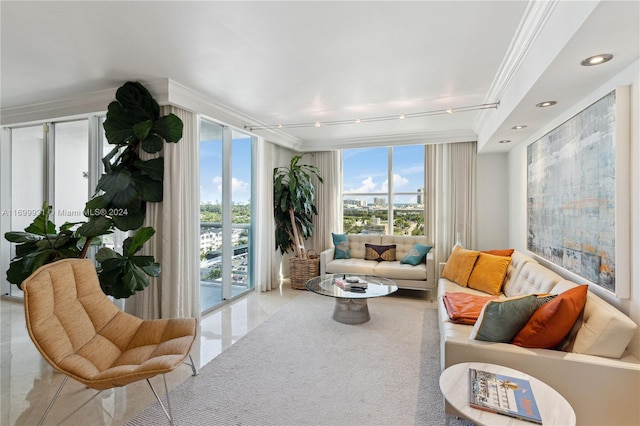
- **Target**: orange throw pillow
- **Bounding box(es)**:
[467,253,511,295]
[512,285,588,348]
[482,248,515,257]
[441,246,480,287]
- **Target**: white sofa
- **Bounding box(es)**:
[438,250,640,426]
[320,234,434,292]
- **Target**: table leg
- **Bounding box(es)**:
[333,298,370,324]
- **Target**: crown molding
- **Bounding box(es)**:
[472,0,558,135]
[299,129,477,152]
[0,88,114,126]
[0,78,303,150]
[161,79,302,150]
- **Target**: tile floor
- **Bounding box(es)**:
[0,282,300,426]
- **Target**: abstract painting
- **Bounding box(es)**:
[527,88,629,296]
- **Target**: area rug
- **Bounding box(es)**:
[126,292,469,425]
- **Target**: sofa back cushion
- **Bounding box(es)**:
[503,261,561,297]
[381,235,431,260]
[348,234,382,259]
[501,251,537,296]
[552,280,638,359]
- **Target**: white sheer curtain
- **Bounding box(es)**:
[253,139,281,291]
[127,106,200,320]
[426,141,477,269]
[309,151,342,253]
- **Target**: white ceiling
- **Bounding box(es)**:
[1,1,638,153]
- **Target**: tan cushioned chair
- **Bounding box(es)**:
[22,258,197,425]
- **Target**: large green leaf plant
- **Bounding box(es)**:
[273,154,323,258]
[4,81,183,298]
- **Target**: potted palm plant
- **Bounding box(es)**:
[273,154,323,289]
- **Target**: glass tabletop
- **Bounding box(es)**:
[305,274,398,299]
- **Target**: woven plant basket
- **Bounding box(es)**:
[289,249,320,290]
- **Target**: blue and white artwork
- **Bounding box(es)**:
[527,91,617,292]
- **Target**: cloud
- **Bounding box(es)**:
[381,174,409,192]
[231,177,250,194]
[345,176,377,193]
[210,176,250,195]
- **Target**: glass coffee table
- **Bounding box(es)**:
[305,274,398,324]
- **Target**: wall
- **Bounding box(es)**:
[475,154,509,250]
[507,59,640,358]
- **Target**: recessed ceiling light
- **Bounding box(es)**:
[536,101,557,108]
[355,118,361,124]
[314,121,321,127]
[399,113,406,120]
[498,140,511,144]
[581,53,613,66]
[512,125,527,130]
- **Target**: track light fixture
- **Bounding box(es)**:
[244,102,500,131]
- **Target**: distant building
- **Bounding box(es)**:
[344,198,366,208]
[417,187,423,205]
[373,197,386,206]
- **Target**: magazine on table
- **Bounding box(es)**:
[468,368,542,424]
[334,276,368,291]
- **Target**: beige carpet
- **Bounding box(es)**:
[127,291,471,426]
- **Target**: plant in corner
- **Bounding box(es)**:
[4,81,183,298]
[273,154,323,262]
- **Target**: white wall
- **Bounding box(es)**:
[475,154,509,250]
[507,59,640,358]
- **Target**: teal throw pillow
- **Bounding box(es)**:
[332,233,350,259]
[470,295,541,342]
[400,244,433,266]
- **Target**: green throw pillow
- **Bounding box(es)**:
[400,244,433,266]
[332,233,350,259]
[470,295,551,342]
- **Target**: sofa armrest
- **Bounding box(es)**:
[320,248,334,275]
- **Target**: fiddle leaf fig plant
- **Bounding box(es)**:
[95,227,160,299]
[4,81,182,298]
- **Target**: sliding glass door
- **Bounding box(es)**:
[199,119,253,313]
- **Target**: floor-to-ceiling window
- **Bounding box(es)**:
[2,119,96,297]
[342,145,425,235]
[199,119,253,313]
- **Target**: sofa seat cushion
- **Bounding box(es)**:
[325,258,376,275]
[373,261,426,280]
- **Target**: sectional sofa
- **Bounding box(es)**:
[319,234,434,292]
[438,250,640,425]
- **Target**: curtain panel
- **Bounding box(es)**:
[309,151,342,253]
[426,141,477,270]
[253,139,280,291]
[127,106,200,320]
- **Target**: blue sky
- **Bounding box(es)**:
[200,136,252,204]
[343,145,424,203]
[200,141,424,205]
